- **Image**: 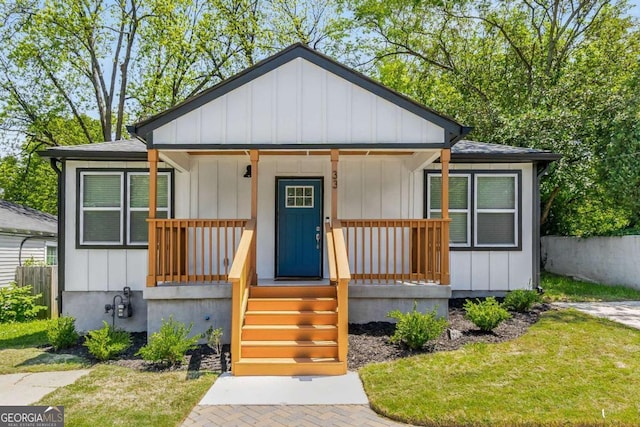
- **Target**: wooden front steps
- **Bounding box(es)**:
[234,285,346,376]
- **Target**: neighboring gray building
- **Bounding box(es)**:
[0,200,57,286]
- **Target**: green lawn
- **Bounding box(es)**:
[541,272,640,302]
[36,365,216,427]
[0,320,87,374]
[360,310,640,426]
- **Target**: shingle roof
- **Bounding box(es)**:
[451,140,561,162]
[39,139,146,160]
[0,200,57,236]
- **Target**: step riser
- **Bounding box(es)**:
[241,346,338,358]
[242,329,338,341]
[247,300,337,311]
[249,286,336,298]
[244,313,338,325]
[233,362,347,376]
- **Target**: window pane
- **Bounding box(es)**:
[129,210,167,243]
[83,175,121,207]
[46,247,57,265]
[477,176,515,209]
[83,211,121,242]
[130,174,169,209]
[429,176,468,210]
[450,213,468,244]
[477,213,515,245]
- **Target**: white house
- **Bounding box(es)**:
[41,44,559,375]
[0,200,57,286]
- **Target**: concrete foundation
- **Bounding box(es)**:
[348,284,450,322]
[62,291,147,332]
[144,285,232,342]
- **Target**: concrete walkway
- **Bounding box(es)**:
[0,369,91,405]
[183,373,410,426]
[554,301,640,330]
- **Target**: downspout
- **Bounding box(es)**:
[50,158,65,316]
[18,235,53,266]
[533,162,553,291]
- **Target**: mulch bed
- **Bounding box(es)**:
[45,301,550,373]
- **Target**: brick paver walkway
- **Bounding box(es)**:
[182,404,410,426]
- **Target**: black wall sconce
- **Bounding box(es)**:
[243,165,252,178]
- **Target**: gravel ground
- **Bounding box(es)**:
[47,302,549,373]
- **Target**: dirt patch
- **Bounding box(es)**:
[44,302,549,373]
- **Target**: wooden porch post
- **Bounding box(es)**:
[331,149,339,221]
[250,149,259,285]
[147,149,159,287]
[440,149,451,285]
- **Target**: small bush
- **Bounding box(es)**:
[464,297,511,332]
[84,321,132,361]
[137,316,199,365]
[387,302,448,350]
[205,326,223,355]
[0,283,46,323]
[47,316,79,350]
[503,289,541,313]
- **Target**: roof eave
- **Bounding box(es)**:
[38,149,147,161]
[450,153,562,163]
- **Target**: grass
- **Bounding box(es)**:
[541,272,640,302]
[0,319,87,374]
[36,365,216,427]
[360,310,640,426]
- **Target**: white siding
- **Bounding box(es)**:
[0,234,48,286]
[153,58,445,146]
[427,163,535,292]
[65,160,171,292]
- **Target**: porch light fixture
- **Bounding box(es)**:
[243,165,251,178]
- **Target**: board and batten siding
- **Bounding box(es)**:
[152,58,445,146]
[0,234,48,286]
[64,160,185,292]
[425,163,534,292]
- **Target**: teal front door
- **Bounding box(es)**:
[276,178,323,278]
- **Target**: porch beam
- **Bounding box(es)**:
[331,149,339,221]
[159,151,190,172]
[147,149,159,287]
[440,148,451,285]
[404,150,440,172]
[250,149,259,285]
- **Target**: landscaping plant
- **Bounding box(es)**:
[137,316,199,365]
[84,321,132,361]
[204,326,223,355]
[503,289,541,313]
[387,302,448,350]
[0,283,46,323]
[47,316,79,350]
[463,297,511,332]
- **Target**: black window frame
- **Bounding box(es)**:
[424,169,522,251]
[76,168,174,249]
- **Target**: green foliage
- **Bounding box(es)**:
[47,316,79,350]
[204,326,223,355]
[387,302,448,350]
[137,316,199,365]
[463,298,511,332]
[0,283,46,323]
[84,321,132,361]
[503,289,541,313]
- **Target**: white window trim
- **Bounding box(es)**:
[474,173,519,248]
[127,172,172,245]
[285,185,314,208]
[45,241,57,266]
[426,173,471,247]
[79,171,124,245]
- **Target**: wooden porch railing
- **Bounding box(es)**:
[229,219,256,372]
[147,219,250,286]
[339,219,450,285]
[326,220,351,365]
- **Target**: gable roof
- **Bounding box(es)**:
[127,43,471,147]
[0,200,57,236]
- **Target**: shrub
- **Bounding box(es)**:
[387,302,449,350]
[137,316,199,365]
[84,321,132,361]
[205,326,223,355]
[47,316,79,350]
[0,283,46,323]
[464,298,511,332]
[503,289,541,313]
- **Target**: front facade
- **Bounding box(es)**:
[42,44,558,375]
